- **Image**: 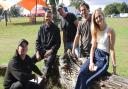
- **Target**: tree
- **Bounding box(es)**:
[104,4,119,15]
[0,6,3,15]
[113,3,122,13]
[49,0,59,24]
[113,2,128,13]
[104,2,128,15]
[10,5,22,17]
[70,0,84,9]
[121,2,128,13]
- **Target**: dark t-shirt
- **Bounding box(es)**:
[77,15,92,57]
[63,13,77,42]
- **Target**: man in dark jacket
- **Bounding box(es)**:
[32,10,61,78]
[4,39,42,89]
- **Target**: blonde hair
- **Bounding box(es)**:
[91,9,105,34]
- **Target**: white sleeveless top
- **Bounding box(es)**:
[97,26,110,53]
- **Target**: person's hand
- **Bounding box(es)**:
[44,49,53,58]
[112,65,116,75]
[89,62,95,71]
[36,51,41,61]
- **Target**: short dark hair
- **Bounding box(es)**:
[80,2,90,10]
[46,10,52,14]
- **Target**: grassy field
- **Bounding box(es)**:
[0,17,128,88]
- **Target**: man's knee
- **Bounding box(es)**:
[10,81,23,89]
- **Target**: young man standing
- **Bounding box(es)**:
[72,2,92,59]
[58,5,78,55]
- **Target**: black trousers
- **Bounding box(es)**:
[31,53,57,75]
[10,81,41,89]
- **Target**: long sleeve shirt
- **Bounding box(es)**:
[4,54,42,89]
[36,22,61,54]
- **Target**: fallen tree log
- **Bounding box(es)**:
[58,50,128,89]
[88,74,128,89]
[0,64,7,76]
[1,53,128,89]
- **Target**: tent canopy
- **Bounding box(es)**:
[0,1,18,10]
[18,0,47,11]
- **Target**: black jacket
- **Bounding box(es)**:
[4,51,42,89]
[36,22,61,54]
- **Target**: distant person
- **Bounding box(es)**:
[72,2,92,59]
[32,10,61,78]
[4,39,42,89]
[57,5,79,56]
[75,9,116,89]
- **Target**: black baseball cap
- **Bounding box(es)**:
[18,39,29,46]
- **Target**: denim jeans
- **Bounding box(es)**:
[75,48,109,89]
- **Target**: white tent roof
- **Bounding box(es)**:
[0,0,21,10]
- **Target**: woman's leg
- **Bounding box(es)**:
[75,58,90,89]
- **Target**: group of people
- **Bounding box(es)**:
[4,2,116,89]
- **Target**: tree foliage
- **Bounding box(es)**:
[0,8,3,15]
[10,5,22,17]
[70,0,84,9]
[48,0,59,24]
[104,2,128,15]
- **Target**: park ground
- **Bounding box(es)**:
[0,17,128,88]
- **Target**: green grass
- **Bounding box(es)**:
[0,17,128,88]
[106,18,128,76]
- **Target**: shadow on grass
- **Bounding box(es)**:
[12,21,43,26]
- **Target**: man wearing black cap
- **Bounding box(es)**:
[4,39,42,89]
[57,5,79,56]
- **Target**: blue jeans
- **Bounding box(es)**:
[75,48,109,89]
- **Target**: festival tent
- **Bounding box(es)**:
[18,0,47,24]
[0,0,21,10]
[31,8,46,16]
[18,0,47,11]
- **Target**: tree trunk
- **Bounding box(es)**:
[49,0,58,25]
[1,53,128,89]
[58,50,128,89]
[88,74,128,89]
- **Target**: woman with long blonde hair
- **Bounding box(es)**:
[75,9,116,89]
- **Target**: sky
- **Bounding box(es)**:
[85,0,128,5]
[59,0,128,12]
[85,0,128,12]
[2,0,128,14]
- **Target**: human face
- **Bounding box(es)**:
[58,8,65,17]
[80,5,89,18]
[18,42,28,56]
[45,13,52,23]
[94,10,104,26]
